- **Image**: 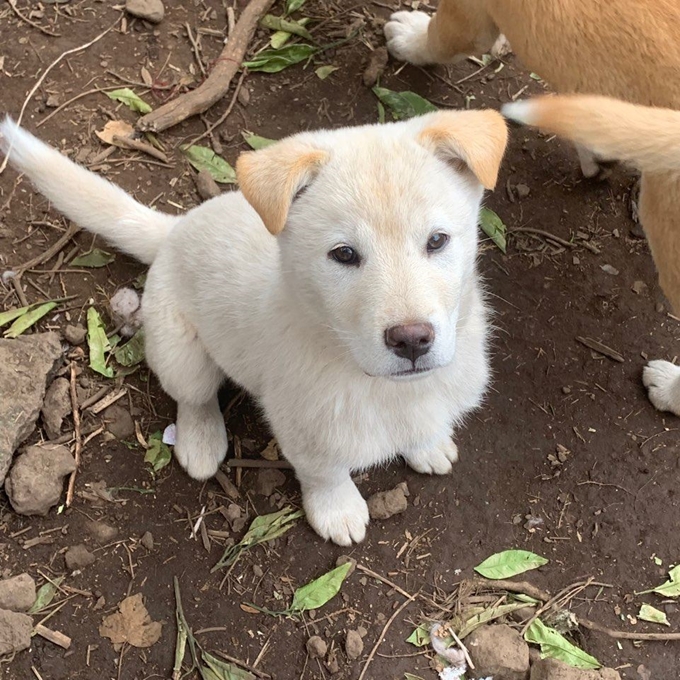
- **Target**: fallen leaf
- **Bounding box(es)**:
[289,562,352,614]
[71,248,116,268]
[285,0,307,14]
[242,131,277,150]
[0,304,31,328]
[87,307,114,378]
[240,603,260,614]
[106,88,152,114]
[202,651,255,680]
[479,207,507,253]
[372,86,437,121]
[4,301,57,338]
[524,619,600,670]
[114,330,145,367]
[95,120,135,146]
[29,576,65,614]
[99,593,162,650]
[474,549,547,579]
[144,431,172,473]
[640,564,680,597]
[315,65,339,80]
[457,602,533,639]
[182,145,236,184]
[406,623,431,647]
[260,438,279,461]
[260,14,313,40]
[243,44,316,73]
[638,603,669,626]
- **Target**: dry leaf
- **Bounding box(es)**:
[260,439,279,461]
[96,120,134,147]
[99,593,162,650]
[240,603,259,614]
[140,66,153,86]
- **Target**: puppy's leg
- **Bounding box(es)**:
[643,361,680,417]
[403,437,459,475]
[144,302,227,480]
[385,0,498,65]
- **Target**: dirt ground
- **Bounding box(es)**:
[0,0,679,678]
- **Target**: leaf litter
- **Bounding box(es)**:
[106,88,152,114]
[99,593,162,651]
[3,300,58,338]
[474,549,548,579]
[182,145,236,184]
[479,207,507,253]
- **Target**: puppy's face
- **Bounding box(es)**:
[238,112,507,380]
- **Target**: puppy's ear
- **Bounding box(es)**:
[236,141,329,235]
[417,110,508,189]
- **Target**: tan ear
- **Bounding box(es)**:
[236,141,329,235]
[417,110,508,189]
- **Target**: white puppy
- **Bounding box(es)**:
[0,111,507,545]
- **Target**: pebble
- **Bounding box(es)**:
[0,609,32,655]
[140,531,154,551]
[345,629,364,660]
[125,0,164,23]
[64,324,87,345]
[306,635,327,658]
[0,574,36,612]
[65,544,96,571]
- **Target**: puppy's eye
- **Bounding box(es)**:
[427,232,449,253]
[329,245,361,266]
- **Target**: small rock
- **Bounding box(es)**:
[255,468,286,497]
[362,46,388,87]
[530,658,621,680]
[336,555,357,576]
[224,503,242,524]
[0,574,36,612]
[252,564,263,578]
[194,169,221,201]
[466,624,529,680]
[0,609,32,655]
[600,264,619,276]
[64,323,87,345]
[515,183,531,199]
[45,94,60,108]
[237,86,251,107]
[41,377,71,440]
[110,287,142,337]
[5,444,76,516]
[367,485,408,520]
[102,404,135,440]
[85,520,118,544]
[631,280,648,295]
[125,0,164,23]
[306,635,327,658]
[345,629,364,660]
[140,531,154,551]
[65,544,96,571]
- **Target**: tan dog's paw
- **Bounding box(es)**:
[384,11,434,65]
[643,360,680,417]
[404,439,458,475]
[303,479,369,546]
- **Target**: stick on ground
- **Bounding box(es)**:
[136,0,274,133]
[65,362,82,507]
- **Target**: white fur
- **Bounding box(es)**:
[0,116,491,546]
[643,360,680,417]
[384,11,435,65]
[501,101,538,126]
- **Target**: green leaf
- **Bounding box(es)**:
[29,576,65,614]
[242,131,277,150]
[406,623,431,647]
[372,86,437,121]
[106,88,152,114]
[404,675,425,680]
[638,603,670,626]
[202,651,255,680]
[525,619,600,670]
[315,65,339,80]
[71,248,115,268]
[0,304,31,328]
[144,431,172,473]
[474,549,547,579]
[244,44,317,73]
[4,301,57,338]
[377,101,386,125]
[458,602,533,639]
[290,562,352,614]
[87,307,114,378]
[285,0,307,14]
[114,330,145,367]
[182,145,236,184]
[212,507,303,572]
[530,72,542,81]
[260,14,313,41]
[479,207,507,254]
[641,564,680,597]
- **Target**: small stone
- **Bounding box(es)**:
[252,564,263,578]
[357,626,367,638]
[140,531,154,551]
[125,0,164,23]
[237,86,251,107]
[367,485,408,520]
[41,377,71,440]
[65,544,95,571]
[45,94,60,108]
[85,520,118,544]
[0,609,32,655]
[600,264,619,276]
[656,302,665,313]
[362,46,388,87]
[224,503,242,523]
[102,404,135,440]
[0,574,36,612]
[530,658,621,680]
[515,183,531,199]
[306,635,327,659]
[562,386,571,394]
[255,468,286,497]
[631,280,648,295]
[194,169,221,201]
[335,555,357,576]
[5,444,76,516]
[64,324,87,345]
[345,629,364,660]
[467,624,529,680]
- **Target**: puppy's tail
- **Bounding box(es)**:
[502,95,680,174]
[0,117,179,264]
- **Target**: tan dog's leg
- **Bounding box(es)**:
[385,0,498,66]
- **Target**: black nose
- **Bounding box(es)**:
[384,323,434,362]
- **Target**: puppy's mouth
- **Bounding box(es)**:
[392,366,433,378]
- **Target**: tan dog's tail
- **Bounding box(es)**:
[503,95,680,173]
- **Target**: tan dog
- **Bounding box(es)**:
[384,0,680,383]
[503,94,680,418]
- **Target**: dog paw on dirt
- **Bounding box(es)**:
[384,11,434,65]
[404,439,459,475]
[643,360,680,417]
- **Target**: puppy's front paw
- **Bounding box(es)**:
[303,479,369,546]
[405,439,458,475]
[384,11,434,65]
[175,403,228,480]
[643,360,680,417]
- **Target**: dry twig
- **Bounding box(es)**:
[7,0,60,37]
[65,362,82,507]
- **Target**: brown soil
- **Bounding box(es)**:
[0,1,678,679]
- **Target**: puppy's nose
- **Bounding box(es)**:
[384,323,434,362]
